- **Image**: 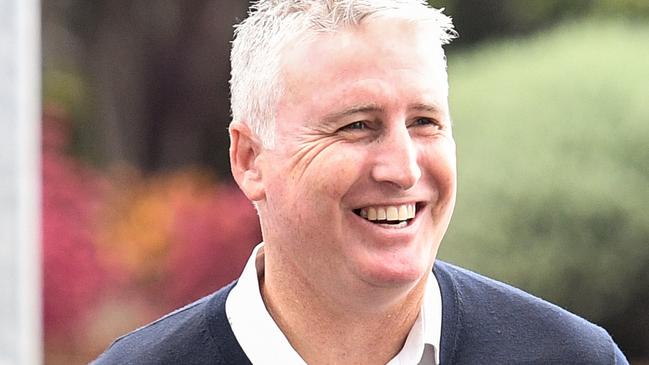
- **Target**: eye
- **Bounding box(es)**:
[412,118,435,126]
[339,121,367,131]
[412,117,437,127]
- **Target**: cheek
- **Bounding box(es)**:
[263,146,364,227]
[301,146,366,200]
[421,140,457,192]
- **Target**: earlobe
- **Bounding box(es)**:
[229,121,266,201]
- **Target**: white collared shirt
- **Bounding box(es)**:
[226,243,442,365]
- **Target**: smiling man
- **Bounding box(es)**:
[94,1,628,364]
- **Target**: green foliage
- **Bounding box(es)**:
[43,69,88,115]
[428,0,649,46]
[439,19,649,352]
[429,0,649,19]
[592,0,649,18]
[43,69,103,165]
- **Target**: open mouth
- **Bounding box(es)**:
[353,203,421,229]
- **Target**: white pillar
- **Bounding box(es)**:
[0,0,42,364]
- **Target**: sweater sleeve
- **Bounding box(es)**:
[612,340,629,365]
[434,261,631,365]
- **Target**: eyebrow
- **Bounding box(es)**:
[322,103,385,125]
[320,101,445,127]
[409,102,451,126]
[408,102,443,114]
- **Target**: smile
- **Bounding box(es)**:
[353,203,418,229]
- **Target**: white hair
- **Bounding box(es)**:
[230,0,457,148]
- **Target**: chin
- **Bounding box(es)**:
[356,255,431,289]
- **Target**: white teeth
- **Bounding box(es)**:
[386,206,398,221]
[378,221,408,229]
[367,207,377,220]
[407,204,415,217]
[398,205,408,220]
[358,203,416,223]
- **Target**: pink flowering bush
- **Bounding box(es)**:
[42,106,109,337]
[165,183,260,308]
[42,106,261,364]
[95,168,260,310]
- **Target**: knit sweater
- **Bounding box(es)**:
[92,261,628,364]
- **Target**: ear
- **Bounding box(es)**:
[229,121,266,202]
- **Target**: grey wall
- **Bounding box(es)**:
[0,0,41,364]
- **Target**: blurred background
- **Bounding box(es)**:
[41,0,649,363]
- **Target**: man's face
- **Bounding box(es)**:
[256,19,456,295]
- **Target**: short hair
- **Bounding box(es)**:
[230,0,456,148]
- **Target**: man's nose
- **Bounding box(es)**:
[370,125,421,190]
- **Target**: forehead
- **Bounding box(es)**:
[277,18,449,122]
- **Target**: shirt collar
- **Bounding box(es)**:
[226,243,442,365]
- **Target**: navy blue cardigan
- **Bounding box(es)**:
[93,261,628,364]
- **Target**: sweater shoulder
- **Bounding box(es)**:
[434,261,626,364]
[92,282,242,365]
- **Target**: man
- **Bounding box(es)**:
[94,1,628,364]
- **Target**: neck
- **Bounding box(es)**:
[260,253,428,365]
